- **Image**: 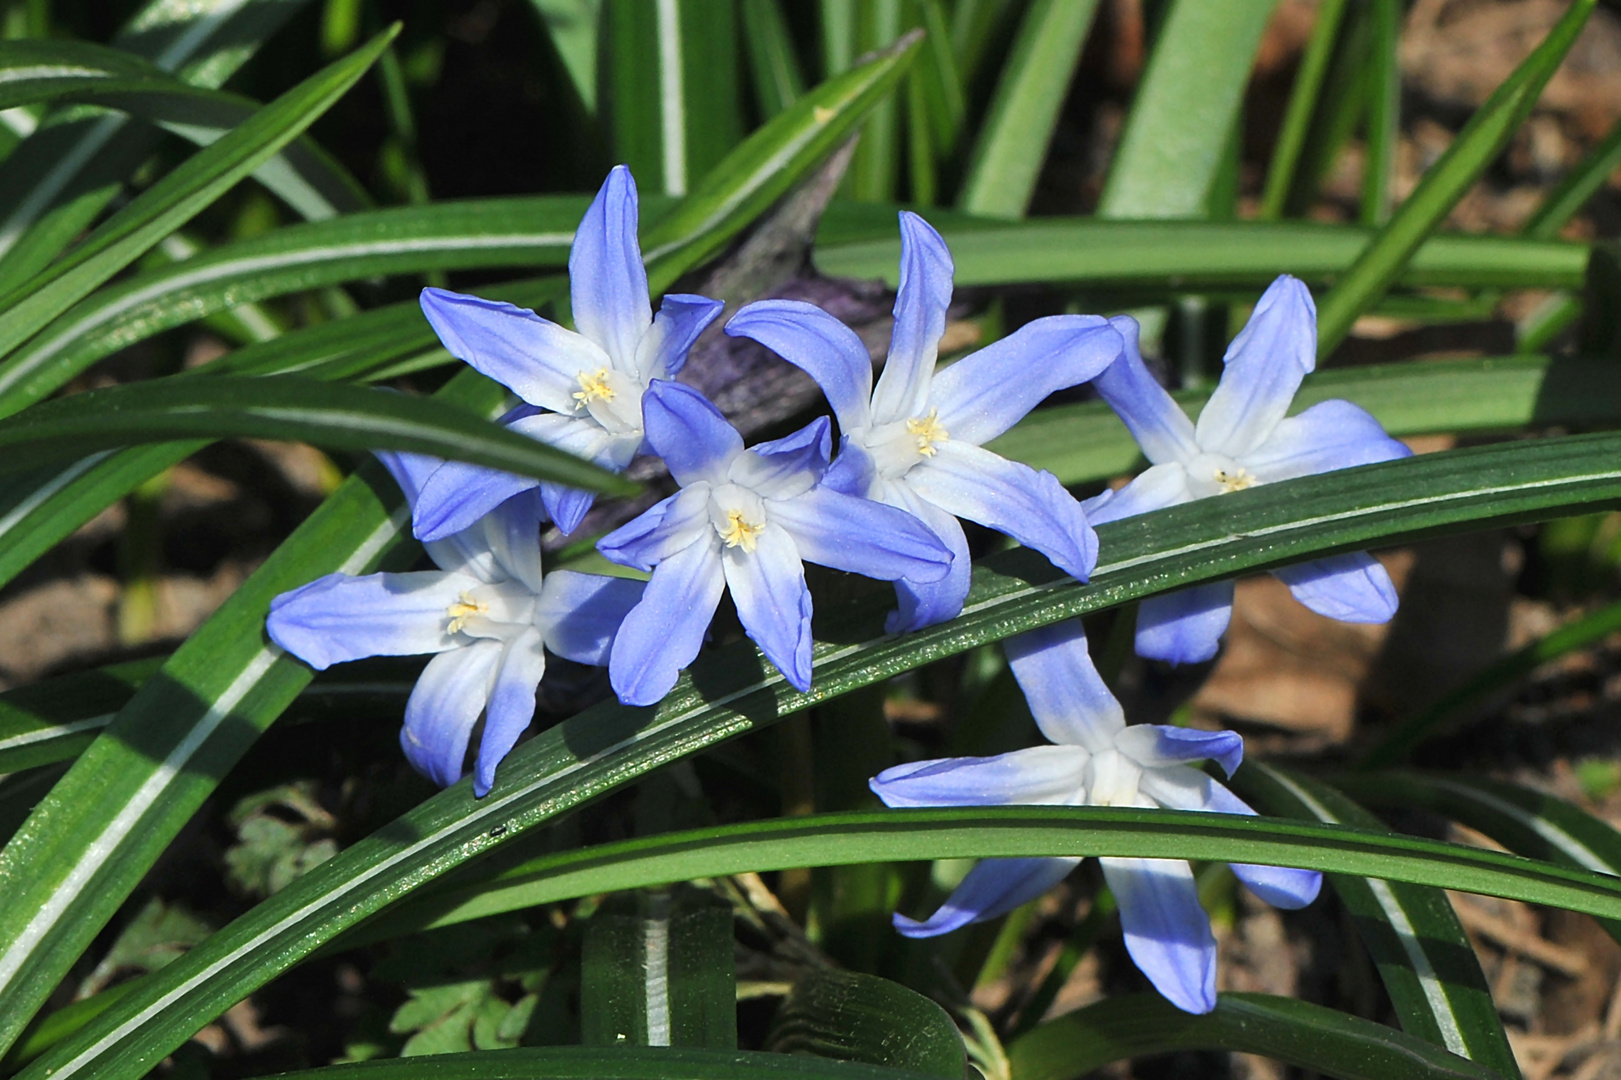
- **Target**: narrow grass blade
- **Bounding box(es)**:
[0,0,311,289]
[0,196,584,417]
[347,802,1621,947]
[813,214,1588,291]
[0,375,634,492]
[1009,992,1507,1080]
[1235,765,1520,1077]
[1259,0,1349,219]
[1315,0,1597,355]
[956,0,1099,219]
[236,1046,953,1080]
[740,0,805,119]
[1359,0,1400,227]
[0,657,419,775]
[1096,0,1277,218]
[28,429,1621,1080]
[1336,771,1621,936]
[1361,596,1621,768]
[0,29,397,411]
[601,0,742,197]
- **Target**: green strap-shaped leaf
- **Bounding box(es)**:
[237,1046,953,1080]
[1336,770,1621,942]
[0,41,922,1072]
[0,375,634,490]
[0,28,397,418]
[740,0,806,119]
[767,969,966,1079]
[0,40,167,110]
[1096,0,1278,218]
[27,429,1621,1080]
[0,656,418,776]
[814,213,1587,291]
[1258,0,1349,219]
[345,805,1621,948]
[0,198,587,418]
[1009,992,1507,1080]
[1315,0,1596,354]
[0,0,313,290]
[580,889,736,1048]
[1234,765,1520,1077]
[956,0,1099,219]
[601,0,743,197]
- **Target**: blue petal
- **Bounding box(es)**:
[400,642,502,788]
[420,287,606,413]
[504,411,634,537]
[1272,552,1398,623]
[1100,856,1218,1014]
[537,570,647,664]
[1194,275,1316,458]
[1139,769,1323,910]
[479,488,547,592]
[729,417,831,498]
[414,459,539,544]
[1089,315,1199,466]
[1115,725,1243,777]
[597,487,712,573]
[609,537,726,706]
[884,480,970,633]
[870,212,953,425]
[375,449,446,505]
[1243,399,1412,482]
[768,484,953,583]
[823,437,877,498]
[570,165,652,369]
[472,625,547,797]
[642,380,742,486]
[1081,463,1193,526]
[725,299,874,432]
[870,745,1089,807]
[268,571,462,669]
[894,857,1079,937]
[1003,620,1127,750]
[906,441,1097,581]
[723,524,814,692]
[931,315,1123,445]
[1136,582,1235,664]
[634,293,724,381]
[542,483,596,537]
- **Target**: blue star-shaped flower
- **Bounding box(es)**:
[870,619,1321,1014]
[597,380,954,705]
[413,165,723,540]
[1086,274,1412,663]
[267,452,643,796]
[726,212,1124,632]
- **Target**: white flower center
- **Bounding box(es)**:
[572,366,644,436]
[1084,747,1144,808]
[444,580,538,641]
[852,409,950,482]
[1186,451,1260,498]
[708,483,768,553]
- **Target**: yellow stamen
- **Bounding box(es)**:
[573,368,616,408]
[718,510,765,553]
[445,592,486,634]
[905,408,949,457]
[1214,467,1257,493]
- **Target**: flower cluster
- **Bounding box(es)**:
[265,165,1409,1012]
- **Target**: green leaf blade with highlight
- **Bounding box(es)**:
[1315,0,1597,355]
[0,27,397,418]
